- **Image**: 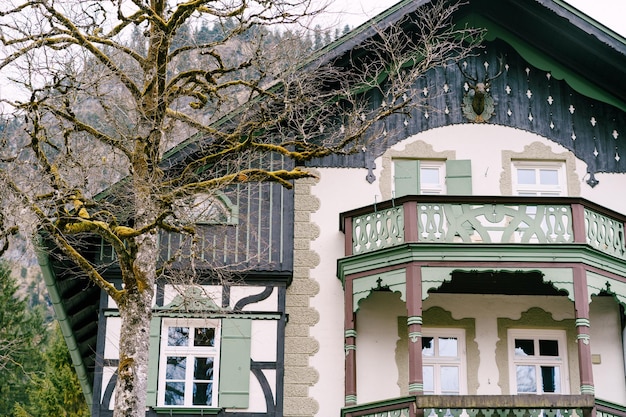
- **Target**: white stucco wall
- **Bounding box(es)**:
[303,124,626,415]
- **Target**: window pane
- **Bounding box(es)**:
[194,357,214,380]
[438,337,458,357]
[165,382,185,405]
[440,366,459,394]
[516,365,537,393]
[517,169,536,185]
[422,337,434,356]
[420,167,440,185]
[541,366,560,393]
[168,327,189,346]
[193,382,213,405]
[194,327,215,347]
[539,169,559,185]
[166,356,186,380]
[539,339,559,356]
[514,339,535,356]
[423,366,434,394]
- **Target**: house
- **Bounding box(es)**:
[38,0,626,416]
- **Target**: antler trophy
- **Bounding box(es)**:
[459,56,505,122]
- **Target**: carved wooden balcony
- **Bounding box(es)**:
[340,196,626,261]
[340,394,608,417]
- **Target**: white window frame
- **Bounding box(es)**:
[392,159,446,196]
[419,161,446,195]
[507,329,569,395]
[422,328,467,395]
[512,161,567,196]
[157,318,221,407]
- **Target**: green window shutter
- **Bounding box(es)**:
[394,160,420,197]
[446,160,472,195]
[146,316,162,407]
[218,318,252,408]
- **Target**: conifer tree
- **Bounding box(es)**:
[0,263,47,416]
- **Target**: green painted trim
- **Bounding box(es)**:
[341,395,415,417]
[407,316,422,326]
[156,312,280,320]
[352,268,407,312]
[105,309,281,320]
[580,385,595,394]
[36,248,93,412]
[460,14,626,112]
[394,159,420,197]
[151,407,222,415]
[445,160,472,195]
[576,318,590,327]
[218,318,252,409]
[338,243,626,281]
[146,316,162,407]
[587,270,626,307]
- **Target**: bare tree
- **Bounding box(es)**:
[0,0,482,415]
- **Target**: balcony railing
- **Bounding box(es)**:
[340,196,626,261]
[340,395,599,417]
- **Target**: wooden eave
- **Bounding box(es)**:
[308,0,626,110]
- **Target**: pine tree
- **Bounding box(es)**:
[0,263,47,415]
[13,324,89,417]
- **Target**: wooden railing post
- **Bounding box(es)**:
[571,203,587,244]
[404,201,418,243]
[344,216,354,256]
[406,263,423,397]
[573,265,595,400]
[344,276,357,406]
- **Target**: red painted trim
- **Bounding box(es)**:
[571,204,587,244]
[573,266,594,391]
[406,264,423,395]
[344,217,353,256]
[344,278,357,404]
[404,201,418,243]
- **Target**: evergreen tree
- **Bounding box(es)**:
[13,324,89,417]
[0,263,47,415]
[323,29,332,46]
[313,24,323,50]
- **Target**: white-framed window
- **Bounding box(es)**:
[422,328,467,395]
[419,161,446,195]
[157,318,221,407]
[512,161,567,196]
[394,159,446,196]
[508,329,569,394]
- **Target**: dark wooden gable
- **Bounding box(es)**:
[305,0,626,180]
[309,40,626,177]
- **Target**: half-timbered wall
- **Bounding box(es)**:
[93,278,287,417]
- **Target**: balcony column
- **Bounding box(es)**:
[406,263,424,396]
[573,265,595,416]
[344,277,357,406]
[403,201,418,243]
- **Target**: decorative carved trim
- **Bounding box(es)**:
[379,139,455,200]
[159,286,221,312]
[500,141,580,196]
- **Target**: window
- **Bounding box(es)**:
[172,192,238,225]
[158,319,221,407]
[512,162,566,196]
[508,329,568,394]
[393,159,472,197]
[422,328,466,395]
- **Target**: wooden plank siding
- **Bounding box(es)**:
[307,40,626,178]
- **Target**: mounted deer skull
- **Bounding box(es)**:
[458,56,505,122]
